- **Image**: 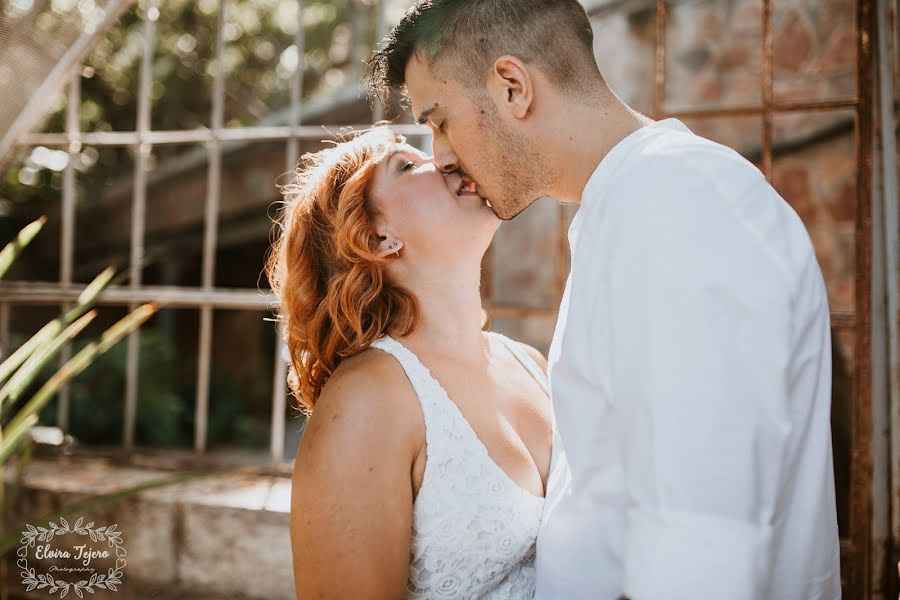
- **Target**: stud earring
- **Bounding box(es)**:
[389,242,397,250]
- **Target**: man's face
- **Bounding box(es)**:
[403,52,550,220]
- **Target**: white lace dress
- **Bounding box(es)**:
[369,332,565,600]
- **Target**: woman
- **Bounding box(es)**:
[266,127,565,599]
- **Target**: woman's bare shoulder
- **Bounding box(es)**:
[320,346,418,412]
[297,346,422,465]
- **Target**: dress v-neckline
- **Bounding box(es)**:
[385,333,555,502]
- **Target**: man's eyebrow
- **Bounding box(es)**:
[415,104,443,125]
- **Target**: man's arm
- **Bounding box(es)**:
[605,166,792,599]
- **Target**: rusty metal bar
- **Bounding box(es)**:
[60,68,80,296]
[271,335,287,468]
[851,0,876,593]
[874,0,900,568]
[19,123,431,147]
[873,0,900,591]
[272,0,306,469]
[0,281,275,309]
[195,0,228,454]
[14,97,864,150]
[761,0,774,181]
[484,305,557,319]
[349,0,369,83]
[0,303,9,361]
[555,204,568,299]
[123,0,158,451]
[662,98,860,119]
[0,278,863,333]
[57,64,81,433]
[372,0,389,122]
[285,0,306,173]
[832,310,859,329]
[482,243,495,307]
[653,0,666,116]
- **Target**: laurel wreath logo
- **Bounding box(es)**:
[17,516,126,597]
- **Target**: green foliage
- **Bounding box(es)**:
[41,328,185,445]
[0,217,157,464]
[37,326,268,449]
[0,220,258,567]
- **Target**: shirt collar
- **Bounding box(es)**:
[579,118,691,208]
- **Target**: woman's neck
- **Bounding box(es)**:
[397,265,490,364]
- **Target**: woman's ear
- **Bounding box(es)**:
[373,216,403,258]
[490,55,534,120]
[375,237,404,259]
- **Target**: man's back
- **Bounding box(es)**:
[537,119,841,599]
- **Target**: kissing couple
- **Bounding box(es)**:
[268,1,842,598]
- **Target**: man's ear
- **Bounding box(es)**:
[489,56,534,120]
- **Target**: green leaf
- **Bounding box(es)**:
[0,413,37,466]
[0,217,45,280]
[2,304,156,452]
[0,266,115,389]
[0,311,97,410]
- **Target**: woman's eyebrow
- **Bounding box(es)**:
[383,148,411,173]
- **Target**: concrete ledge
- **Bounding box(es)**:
[5,455,294,600]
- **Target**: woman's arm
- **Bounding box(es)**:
[290,352,421,599]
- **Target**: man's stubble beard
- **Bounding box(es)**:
[476,99,556,221]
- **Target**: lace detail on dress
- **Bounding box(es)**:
[369,333,556,600]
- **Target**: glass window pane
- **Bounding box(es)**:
[772,110,857,314]
[663,0,762,112]
[490,196,567,311]
[680,115,763,159]
[590,3,657,115]
[773,0,857,104]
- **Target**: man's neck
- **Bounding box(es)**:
[543,95,653,204]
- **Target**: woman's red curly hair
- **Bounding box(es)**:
[265,127,419,412]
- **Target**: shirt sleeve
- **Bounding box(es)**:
[602,163,793,599]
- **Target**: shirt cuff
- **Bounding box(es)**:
[622,507,772,600]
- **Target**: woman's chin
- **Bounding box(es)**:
[473,197,501,223]
[480,206,503,230]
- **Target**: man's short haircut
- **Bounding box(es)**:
[366,0,601,103]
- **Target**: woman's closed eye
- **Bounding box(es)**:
[400,160,417,173]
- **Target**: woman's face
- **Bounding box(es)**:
[368,142,500,264]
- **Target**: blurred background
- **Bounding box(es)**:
[0,0,896,598]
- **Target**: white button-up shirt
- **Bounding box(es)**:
[536,119,841,600]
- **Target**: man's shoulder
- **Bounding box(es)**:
[618,127,762,197]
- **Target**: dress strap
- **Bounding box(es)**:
[369,336,436,405]
[368,336,455,456]
[488,332,550,397]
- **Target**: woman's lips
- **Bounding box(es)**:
[455,178,491,208]
[457,179,481,197]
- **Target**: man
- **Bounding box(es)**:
[366,1,841,598]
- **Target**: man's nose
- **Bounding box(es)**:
[432,137,459,174]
